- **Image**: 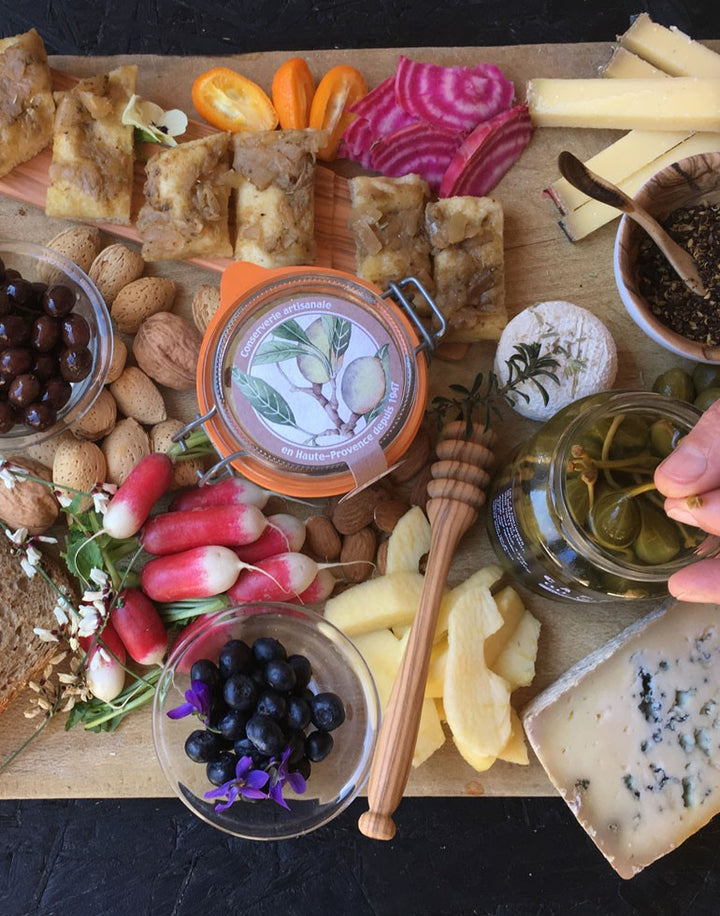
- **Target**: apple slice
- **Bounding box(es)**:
[385,505,431,575]
[323,570,424,636]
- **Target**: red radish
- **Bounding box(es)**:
[141,545,243,602]
[79,621,126,702]
[170,477,270,512]
[103,453,174,540]
[226,551,318,604]
[370,119,463,192]
[140,504,267,556]
[110,588,168,666]
[439,103,533,198]
[394,56,514,132]
[233,514,305,564]
[297,568,336,604]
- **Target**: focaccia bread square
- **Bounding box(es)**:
[348,173,434,295]
[46,65,137,223]
[0,28,55,179]
[425,195,506,341]
[136,132,232,261]
[232,129,321,267]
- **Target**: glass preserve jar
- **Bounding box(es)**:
[486,390,714,602]
[191,261,445,498]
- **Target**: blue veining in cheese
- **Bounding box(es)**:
[522,600,720,879]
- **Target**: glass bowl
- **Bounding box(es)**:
[152,603,380,840]
[0,240,113,451]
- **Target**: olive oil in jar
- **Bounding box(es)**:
[486,391,711,601]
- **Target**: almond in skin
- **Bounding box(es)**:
[111,276,177,333]
[110,366,167,426]
[331,487,383,535]
[305,515,342,561]
[340,527,377,582]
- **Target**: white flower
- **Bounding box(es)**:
[55,490,74,508]
[33,627,59,643]
[77,605,101,638]
[0,460,23,489]
[53,604,70,627]
[91,483,116,515]
[122,94,187,147]
[89,567,110,587]
[5,526,28,545]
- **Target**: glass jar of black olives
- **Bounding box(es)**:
[486,391,715,601]
[0,242,112,448]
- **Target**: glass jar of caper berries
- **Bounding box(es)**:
[486,391,716,601]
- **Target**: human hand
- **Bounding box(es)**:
[654,399,720,602]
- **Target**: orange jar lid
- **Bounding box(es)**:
[196,262,442,498]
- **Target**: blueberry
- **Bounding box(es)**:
[286,695,312,731]
[256,690,287,721]
[288,654,312,691]
[190,658,222,691]
[218,709,249,741]
[184,728,222,763]
[246,714,285,757]
[286,729,306,766]
[264,659,296,692]
[206,751,238,786]
[292,757,312,780]
[223,673,257,710]
[310,692,346,732]
[305,730,334,762]
[233,737,270,768]
[252,636,287,664]
[218,639,253,678]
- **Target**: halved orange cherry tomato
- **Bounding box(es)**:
[272,57,315,130]
[308,65,368,161]
[192,67,278,132]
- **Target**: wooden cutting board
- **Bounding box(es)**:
[0,43,717,800]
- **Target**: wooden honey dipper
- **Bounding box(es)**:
[358,420,496,841]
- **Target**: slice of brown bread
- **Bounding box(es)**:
[0,535,77,714]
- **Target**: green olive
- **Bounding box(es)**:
[652,368,695,402]
[649,419,684,458]
[588,487,642,550]
[692,363,720,393]
[694,387,720,411]
[633,501,681,565]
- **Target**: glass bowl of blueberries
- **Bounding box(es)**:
[152,602,380,840]
[0,240,113,449]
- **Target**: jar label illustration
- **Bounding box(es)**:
[224,295,405,483]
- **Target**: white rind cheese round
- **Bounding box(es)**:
[493,301,618,421]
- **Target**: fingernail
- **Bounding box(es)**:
[659,443,708,483]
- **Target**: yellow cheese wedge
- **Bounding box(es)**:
[560,131,720,241]
[600,46,669,79]
[527,78,720,131]
[619,12,720,78]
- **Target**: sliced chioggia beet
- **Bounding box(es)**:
[439,103,533,198]
[370,120,464,192]
[349,74,415,135]
[394,56,515,133]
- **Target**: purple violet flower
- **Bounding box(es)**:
[204,755,270,812]
[267,746,307,810]
[166,679,212,721]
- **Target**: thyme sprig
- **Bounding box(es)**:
[429,343,560,437]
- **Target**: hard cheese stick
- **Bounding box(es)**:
[620,11,720,77]
[523,600,720,880]
[527,78,720,131]
[560,130,720,241]
[600,46,669,79]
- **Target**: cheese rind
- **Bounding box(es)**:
[527,78,720,131]
[523,600,720,879]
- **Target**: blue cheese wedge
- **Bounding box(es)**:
[493,301,617,420]
[523,600,720,879]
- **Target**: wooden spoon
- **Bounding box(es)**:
[357,422,495,841]
[558,150,707,297]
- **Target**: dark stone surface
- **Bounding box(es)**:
[4,2,720,913]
